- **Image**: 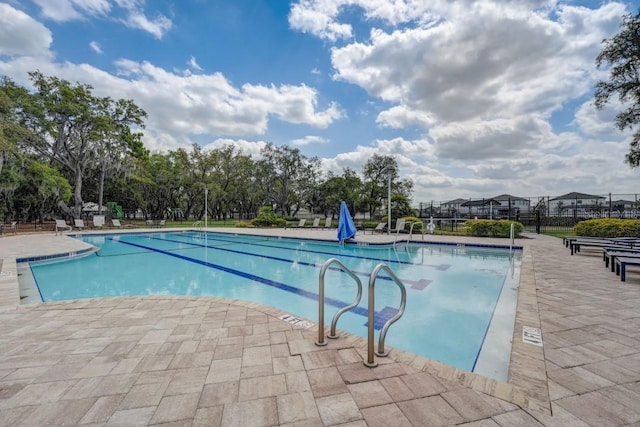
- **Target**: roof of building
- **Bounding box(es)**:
[442,198,467,205]
[549,192,605,201]
[491,194,528,202]
[461,198,501,207]
[612,199,636,205]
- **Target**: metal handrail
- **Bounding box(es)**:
[509,222,514,259]
[406,221,423,245]
[365,263,407,367]
[316,258,363,346]
[192,220,203,230]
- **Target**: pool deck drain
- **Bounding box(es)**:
[0,228,639,425]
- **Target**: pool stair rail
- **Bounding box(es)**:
[403,221,423,246]
[316,258,363,345]
[192,220,204,230]
[315,258,407,368]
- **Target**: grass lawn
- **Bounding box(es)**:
[543,230,574,239]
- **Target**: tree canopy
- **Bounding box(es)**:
[0,71,415,224]
[595,10,640,166]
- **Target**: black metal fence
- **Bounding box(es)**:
[414,193,640,234]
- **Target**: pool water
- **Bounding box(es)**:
[27,231,521,379]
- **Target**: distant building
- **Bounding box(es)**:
[440,198,467,217]
[491,194,531,217]
[549,192,606,217]
[461,198,501,218]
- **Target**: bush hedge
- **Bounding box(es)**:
[465,219,524,237]
[250,207,288,228]
[403,216,423,230]
[573,219,640,237]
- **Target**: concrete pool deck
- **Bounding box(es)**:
[0,228,639,426]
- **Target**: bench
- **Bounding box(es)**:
[603,248,640,271]
[570,239,636,255]
[614,256,640,282]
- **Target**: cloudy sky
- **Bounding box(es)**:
[0,0,637,204]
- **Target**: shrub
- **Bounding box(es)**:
[403,216,423,230]
[250,207,288,228]
[574,219,640,237]
[235,220,252,228]
[361,220,380,230]
[465,219,524,237]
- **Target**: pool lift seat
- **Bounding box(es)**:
[315,258,407,368]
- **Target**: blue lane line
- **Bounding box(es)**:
[111,237,370,318]
[147,235,400,283]
[171,232,436,267]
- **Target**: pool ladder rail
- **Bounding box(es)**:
[394,220,424,246]
[316,258,407,368]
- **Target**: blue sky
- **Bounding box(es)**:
[0,0,637,204]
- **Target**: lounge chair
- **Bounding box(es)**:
[0,221,17,235]
[390,218,406,234]
[158,220,166,227]
[74,219,85,230]
[309,218,321,228]
[92,215,105,228]
[365,222,386,234]
[55,219,72,234]
[322,217,332,229]
[146,220,154,227]
[111,219,122,228]
[291,219,306,228]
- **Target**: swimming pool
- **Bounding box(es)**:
[24,231,521,380]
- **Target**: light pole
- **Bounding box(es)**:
[204,187,208,229]
[385,169,392,235]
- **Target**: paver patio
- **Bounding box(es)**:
[1,228,639,426]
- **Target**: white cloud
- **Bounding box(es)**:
[0,4,52,57]
[89,40,103,54]
[29,0,172,39]
[377,105,436,128]
[429,116,552,160]
[0,52,343,150]
[291,135,329,146]
[188,56,203,72]
[573,99,628,138]
[288,1,353,41]
[202,139,267,158]
[123,10,172,39]
[31,0,111,21]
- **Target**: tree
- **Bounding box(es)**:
[19,72,146,217]
[362,154,398,219]
[93,98,147,216]
[260,144,321,216]
[0,77,31,177]
[595,10,640,166]
[317,168,363,217]
[14,159,72,222]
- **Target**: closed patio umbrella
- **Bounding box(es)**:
[337,201,356,244]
